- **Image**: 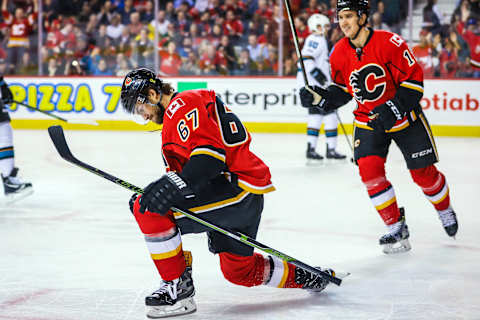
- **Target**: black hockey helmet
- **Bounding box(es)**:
[337,0,370,18]
[120,67,163,114]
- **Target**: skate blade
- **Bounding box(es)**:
[382,239,412,254]
[4,188,33,205]
[146,297,197,319]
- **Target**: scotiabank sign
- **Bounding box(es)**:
[420,80,480,126]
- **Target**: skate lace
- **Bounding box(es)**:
[438,209,456,227]
[152,279,178,300]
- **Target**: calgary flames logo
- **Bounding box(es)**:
[124,77,132,87]
[349,64,386,103]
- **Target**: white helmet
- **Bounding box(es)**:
[307,14,330,34]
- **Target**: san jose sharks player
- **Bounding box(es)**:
[297,13,346,163]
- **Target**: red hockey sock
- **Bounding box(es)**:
[358,156,400,225]
[410,165,450,211]
[133,196,186,281]
[218,252,305,289]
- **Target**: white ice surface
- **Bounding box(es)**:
[1,130,479,320]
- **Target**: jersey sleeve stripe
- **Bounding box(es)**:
[400,81,424,93]
[190,147,226,162]
[238,179,276,194]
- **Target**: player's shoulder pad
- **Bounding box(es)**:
[330,37,349,56]
[375,30,408,49]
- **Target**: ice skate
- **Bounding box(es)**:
[2,168,33,204]
[294,267,337,293]
[379,208,411,254]
[306,143,323,165]
[326,147,347,160]
[145,266,196,318]
[438,207,458,238]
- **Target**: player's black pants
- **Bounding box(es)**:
[353,111,438,169]
[175,174,264,257]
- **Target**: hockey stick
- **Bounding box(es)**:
[13,100,98,125]
[335,111,354,163]
[283,0,322,105]
[47,125,343,286]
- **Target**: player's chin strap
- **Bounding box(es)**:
[351,13,367,42]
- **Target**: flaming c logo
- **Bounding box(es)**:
[124,77,132,87]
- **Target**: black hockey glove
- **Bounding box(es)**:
[310,68,327,86]
[0,76,13,104]
[129,193,138,214]
[367,99,405,131]
[139,171,195,215]
[299,86,329,110]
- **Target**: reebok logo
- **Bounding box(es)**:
[411,148,433,158]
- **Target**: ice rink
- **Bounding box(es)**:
[1,129,479,320]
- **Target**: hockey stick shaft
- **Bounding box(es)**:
[13,100,98,125]
[335,111,353,152]
[283,0,322,104]
[47,125,342,286]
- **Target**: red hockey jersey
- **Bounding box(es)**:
[161,89,275,195]
[330,30,424,131]
[2,10,37,48]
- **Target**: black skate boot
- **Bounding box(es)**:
[294,267,336,293]
[2,167,33,204]
[326,147,347,160]
[306,143,323,164]
[438,207,458,237]
[145,252,196,319]
[379,208,411,254]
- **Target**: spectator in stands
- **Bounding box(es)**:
[208,23,223,48]
[92,58,113,75]
[118,0,136,25]
[423,0,443,35]
[107,13,125,41]
[1,0,37,74]
[306,0,321,16]
[95,24,111,51]
[97,1,115,25]
[214,45,229,74]
[283,56,296,76]
[235,48,256,75]
[198,42,218,74]
[412,29,437,78]
[457,2,480,75]
[128,12,144,36]
[381,0,402,34]
[115,53,131,76]
[153,10,171,36]
[47,57,62,76]
[142,1,154,22]
[180,51,201,75]
[132,28,154,68]
[246,34,268,63]
[178,36,194,60]
[371,11,390,31]
[222,9,244,40]
[159,41,182,76]
[219,35,236,71]
[439,37,459,77]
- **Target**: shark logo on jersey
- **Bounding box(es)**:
[349,64,386,103]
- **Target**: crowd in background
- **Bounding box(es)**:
[0,0,479,78]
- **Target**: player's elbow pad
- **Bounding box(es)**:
[326,85,352,109]
[394,86,423,114]
[180,154,226,191]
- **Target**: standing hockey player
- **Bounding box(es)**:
[298,14,346,163]
[0,70,33,203]
[300,0,458,254]
[120,68,336,318]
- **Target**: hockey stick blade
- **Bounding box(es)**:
[47,125,342,286]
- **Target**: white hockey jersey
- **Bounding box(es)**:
[296,33,331,90]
